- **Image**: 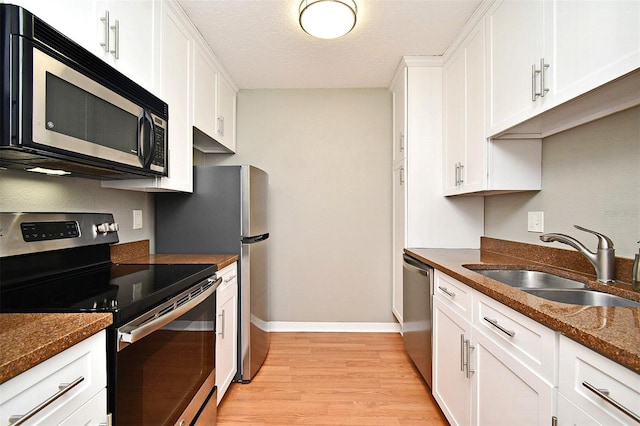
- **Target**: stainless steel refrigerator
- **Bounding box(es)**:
[155,165,269,383]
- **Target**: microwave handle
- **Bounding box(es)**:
[137,110,155,168]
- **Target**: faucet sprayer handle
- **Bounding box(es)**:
[574,225,614,249]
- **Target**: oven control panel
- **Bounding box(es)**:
[0,213,120,258]
[21,220,79,242]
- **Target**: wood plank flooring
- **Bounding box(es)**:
[207,332,448,425]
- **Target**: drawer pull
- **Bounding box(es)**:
[8,376,85,425]
[582,381,640,423]
[483,316,516,337]
[438,286,456,298]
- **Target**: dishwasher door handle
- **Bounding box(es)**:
[403,255,431,276]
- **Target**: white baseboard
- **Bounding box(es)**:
[267,321,401,333]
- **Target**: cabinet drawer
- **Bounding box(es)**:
[0,331,106,426]
[559,335,640,425]
[434,271,473,321]
[475,292,556,384]
[217,262,238,292]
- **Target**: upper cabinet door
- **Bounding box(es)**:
[193,46,218,139]
[97,0,155,90]
[550,0,640,107]
[215,73,237,153]
[391,68,406,167]
[192,41,237,154]
[486,0,548,135]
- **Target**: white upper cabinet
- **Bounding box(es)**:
[487,0,640,137]
[444,20,487,195]
[103,0,194,192]
[550,0,640,108]
[93,0,156,90]
[486,0,548,135]
[193,42,238,154]
[8,0,155,90]
[444,15,541,196]
[391,68,406,167]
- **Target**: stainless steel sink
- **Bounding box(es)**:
[467,267,640,307]
[523,289,640,307]
[471,269,587,289]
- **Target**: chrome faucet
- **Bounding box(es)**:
[540,225,616,283]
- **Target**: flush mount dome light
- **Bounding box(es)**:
[299,0,357,39]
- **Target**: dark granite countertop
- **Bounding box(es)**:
[0,313,112,384]
[406,243,640,373]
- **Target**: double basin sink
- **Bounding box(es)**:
[468,268,640,307]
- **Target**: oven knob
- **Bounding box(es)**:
[96,223,110,234]
[96,222,119,234]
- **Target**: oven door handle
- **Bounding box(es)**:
[117,276,222,350]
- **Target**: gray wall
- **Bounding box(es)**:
[204,89,394,324]
[0,170,155,245]
[485,106,640,258]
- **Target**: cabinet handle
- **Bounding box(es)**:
[582,381,640,423]
[100,10,110,53]
[531,63,538,101]
[454,162,459,186]
[454,162,464,186]
[539,58,550,98]
[399,166,404,186]
[438,286,456,298]
[460,334,465,372]
[224,274,237,283]
[218,116,225,137]
[217,309,225,339]
[464,339,475,378]
[8,376,85,425]
[400,131,405,153]
[483,316,516,337]
[110,19,120,59]
[532,59,550,101]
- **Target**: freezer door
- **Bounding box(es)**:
[242,166,269,238]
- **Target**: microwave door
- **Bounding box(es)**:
[31,48,144,168]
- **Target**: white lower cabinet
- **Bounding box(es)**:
[215,262,238,405]
[557,335,640,425]
[0,331,107,425]
[433,271,555,426]
[433,297,473,426]
[473,330,553,426]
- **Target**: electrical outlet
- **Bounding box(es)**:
[528,211,544,233]
[133,210,143,230]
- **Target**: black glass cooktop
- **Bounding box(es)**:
[0,263,217,324]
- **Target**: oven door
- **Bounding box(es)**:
[112,276,221,426]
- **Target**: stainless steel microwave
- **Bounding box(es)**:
[0,4,168,179]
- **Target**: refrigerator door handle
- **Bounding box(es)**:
[242,233,270,244]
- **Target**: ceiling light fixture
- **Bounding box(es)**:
[299,0,357,40]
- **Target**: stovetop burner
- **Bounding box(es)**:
[0,213,217,325]
[0,262,217,324]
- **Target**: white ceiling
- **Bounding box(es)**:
[177,0,482,89]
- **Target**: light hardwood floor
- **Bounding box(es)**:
[202,332,448,425]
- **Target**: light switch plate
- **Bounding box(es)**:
[133,210,143,229]
[528,211,544,232]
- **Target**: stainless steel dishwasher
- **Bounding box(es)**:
[402,253,434,389]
